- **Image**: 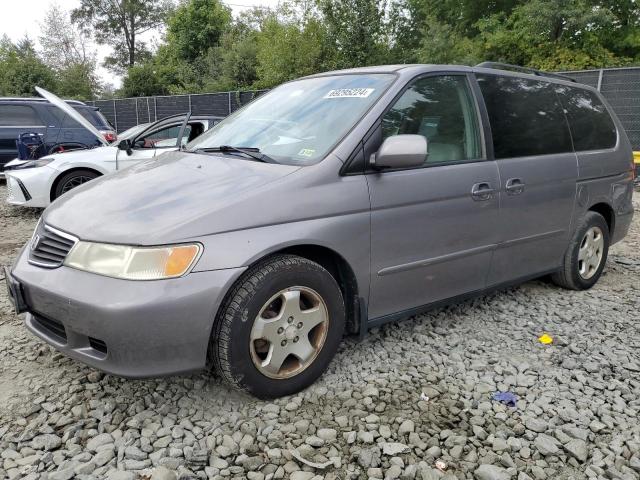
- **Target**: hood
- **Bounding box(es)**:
[43,151,301,244]
[36,87,109,146]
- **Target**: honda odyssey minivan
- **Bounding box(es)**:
[5,63,635,398]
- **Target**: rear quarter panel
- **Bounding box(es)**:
[573,91,634,244]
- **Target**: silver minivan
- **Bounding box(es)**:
[5,64,635,398]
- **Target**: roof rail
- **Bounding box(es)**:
[475,62,576,83]
[0,97,86,105]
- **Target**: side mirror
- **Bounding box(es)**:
[371,134,427,169]
[117,139,132,155]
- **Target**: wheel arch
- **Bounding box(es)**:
[274,244,361,335]
[219,243,362,336]
[50,166,103,202]
[587,202,615,236]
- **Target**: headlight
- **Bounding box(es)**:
[19,158,54,169]
[64,242,202,280]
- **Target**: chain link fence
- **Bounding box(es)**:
[89,68,640,150]
[86,90,267,134]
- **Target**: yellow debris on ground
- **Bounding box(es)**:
[538,333,554,344]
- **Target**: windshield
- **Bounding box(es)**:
[187,74,395,165]
[118,123,151,141]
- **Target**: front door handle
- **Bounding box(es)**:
[471,182,495,201]
[505,178,525,195]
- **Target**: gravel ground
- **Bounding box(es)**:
[1,181,639,480]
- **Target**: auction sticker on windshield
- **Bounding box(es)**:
[324,88,375,99]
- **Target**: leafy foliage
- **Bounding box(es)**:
[0,37,58,96]
[117,0,640,96]
[3,0,639,99]
[72,0,174,72]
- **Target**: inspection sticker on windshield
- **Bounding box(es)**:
[297,148,315,157]
[324,88,374,99]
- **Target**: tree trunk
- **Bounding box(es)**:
[129,10,136,67]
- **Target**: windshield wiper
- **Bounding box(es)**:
[191,145,278,163]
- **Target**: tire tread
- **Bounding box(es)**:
[210,254,342,395]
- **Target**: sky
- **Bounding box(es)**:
[0,0,280,88]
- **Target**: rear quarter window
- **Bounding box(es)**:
[476,74,573,158]
[64,106,111,129]
[77,107,111,128]
[555,86,617,151]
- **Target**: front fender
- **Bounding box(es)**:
[54,160,110,176]
[191,212,370,307]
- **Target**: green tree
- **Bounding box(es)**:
[57,64,101,99]
[119,62,172,97]
[72,0,174,72]
[477,0,628,69]
[254,7,331,88]
[39,4,101,99]
[166,0,232,63]
[0,36,58,96]
[317,0,391,68]
[204,26,259,91]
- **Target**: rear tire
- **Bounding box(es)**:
[551,211,609,290]
[53,169,99,200]
[210,255,345,398]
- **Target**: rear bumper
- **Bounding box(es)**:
[611,210,633,245]
[10,247,246,377]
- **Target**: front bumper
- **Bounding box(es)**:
[5,167,55,208]
[9,247,246,377]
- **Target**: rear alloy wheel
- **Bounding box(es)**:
[211,255,345,398]
[551,211,610,290]
[54,169,99,199]
[577,226,605,280]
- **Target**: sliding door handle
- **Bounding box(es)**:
[471,182,495,201]
[505,178,525,195]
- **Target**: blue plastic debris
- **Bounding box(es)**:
[492,391,518,407]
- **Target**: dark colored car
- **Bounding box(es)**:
[0,97,115,175]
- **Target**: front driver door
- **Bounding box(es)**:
[367,74,501,321]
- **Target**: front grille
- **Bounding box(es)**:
[32,313,67,342]
[28,222,78,268]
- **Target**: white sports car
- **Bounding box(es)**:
[5,90,221,208]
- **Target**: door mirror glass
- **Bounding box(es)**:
[372,134,427,169]
[117,139,132,155]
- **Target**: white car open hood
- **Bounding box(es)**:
[35,87,109,147]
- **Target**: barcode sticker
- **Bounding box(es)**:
[324,88,375,99]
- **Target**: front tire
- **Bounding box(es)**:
[53,169,99,200]
[211,255,345,398]
[551,211,610,290]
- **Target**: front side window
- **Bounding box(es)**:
[0,105,42,126]
[188,74,395,165]
[477,74,573,158]
[555,86,617,151]
[135,124,193,148]
[382,75,482,164]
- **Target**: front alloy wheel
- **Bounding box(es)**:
[250,287,329,379]
[210,255,345,398]
[54,169,99,199]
